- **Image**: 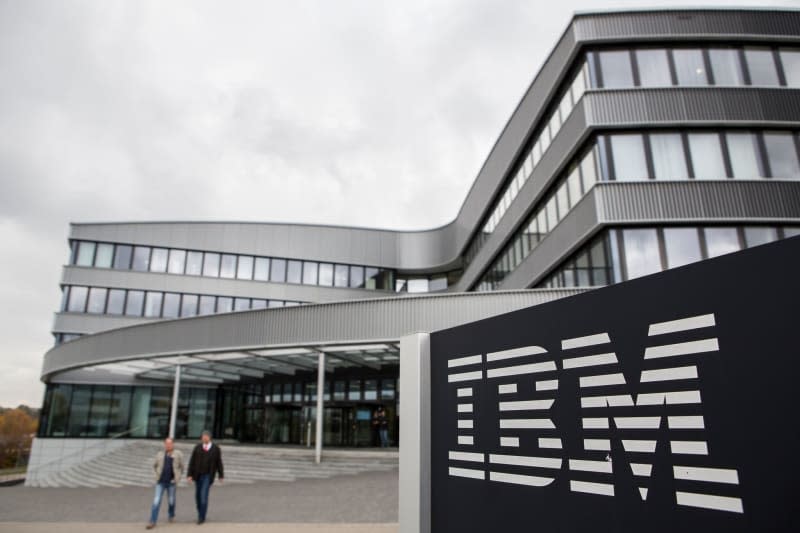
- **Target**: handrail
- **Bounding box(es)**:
[26,425,148,475]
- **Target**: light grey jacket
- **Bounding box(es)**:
[153,449,185,484]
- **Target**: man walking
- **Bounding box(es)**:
[146,437,184,529]
[187,430,224,525]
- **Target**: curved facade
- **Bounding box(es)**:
[37,8,800,449]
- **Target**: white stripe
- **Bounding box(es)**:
[498,383,517,394]
[449,451,484,463]
[457,403,473,413]
[676,491,743,513]
[570,480,614,496]
[499,399,554,411]
[583,439,610,451]
[614,417,661,429]
[490,454,562,469]
[490,471,554,487]
[487,361,556,378]
[448,354,482,368]
[670,441,708,455]
[562,333,611,350]
[539,438,562,449]
[457,420,473,429]
[644,338,719,359]
[674,466,739,484]
[486,345,547,362]
[648,314,715,336]
[639,487,648,500]
[457,435,474,445]
[640,365,698,383]
[580,373,626,388]
[448,370,482,383]
[630,463,652,477]
[668,415,705,429]
[581,395,634,408]
[457,387,473,397]
[636,390,702,406]
[562,353,618,369]
[536,379,558,391]
[622,440,657,453]
[449,467,485,480]
[569,459,612,473]
[500,437,519,447]
[500,419,554,429]
[582,417,609,429]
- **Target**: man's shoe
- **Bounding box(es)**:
[145,524,155,530]
[168,517,174,523]
[197,519,205,525]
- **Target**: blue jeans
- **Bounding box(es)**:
[149,482,176,524]
[194,474,213,521]
[379,428,389,447]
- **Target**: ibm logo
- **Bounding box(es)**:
[445,313,744,514]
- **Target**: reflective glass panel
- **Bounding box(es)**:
[162,293,180,318]
[610,134,648,181]
[348,380,361,401]
[234,297,249,311]
[237,256,254,280]
[709,48,744,85]
[622,229,661,279]
[106,289,125,315]
[780,49,800,87]
[673,49,708,86]
[217,296,233,313]
[203,252,220,277]
[663,228,702,268]
[286,260,302,284]
[94,243,114,268]
[149,248,168,273]
[251,299,267,309]
[364,380,378,401]
[113,245,132,269]
[76,241,95,266]
[220,254,237,279]
[636,49,671,86]
[726,132,764,178]
[744,226,778,247]
[598,50,634,88]
[168,249,186,274]
[302,261,318,285]
[745,48,780,86]
[688,133,726,179]
[125,290,144,316]
[270,259,286,282]
[318,263,333,286]
[131,246,150,272]
[407,279,428,293]
[144,291,163,318]
[253,257,270,281]
[185,251,203,276]
[181,294,198,317]
[349,265,365,288]
[650,133,688,180]
[86,287,107,314]
[334,264,349,287]
[763,132,800,179]
[67,286,88,312]
[704,227,741,258]
[198,295,216,315]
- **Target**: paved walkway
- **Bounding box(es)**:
[0,470,397,531]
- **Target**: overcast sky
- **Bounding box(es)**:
[0,0,793,407]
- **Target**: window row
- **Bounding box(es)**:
[70,241,395,291]
[473,128,800,291]
[38,383,216,439]
[463,60,590,266]
[60,285,303,319]
[590,46,800,89]
[241,377,398,405]
[539,225,800,289]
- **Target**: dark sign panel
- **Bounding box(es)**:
[430,237,799,532]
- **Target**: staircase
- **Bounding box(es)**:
[26,441,398,488]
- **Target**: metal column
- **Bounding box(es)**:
[315,351,325,464]
[168,365,182,439]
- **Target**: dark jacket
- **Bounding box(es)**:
[188,443,224,482]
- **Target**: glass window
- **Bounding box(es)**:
[334,264,349,287]
[86,386,112,437]
[688,133,726,179]
[650,133,688,180]
[107,387,132,435]
[318,263,333,286]
[598,50,634,88]
[181,294,198,317]
[559,91,572,125]
[270,258,286,282]
[217,296,233,313]
[571,63,587,103]
[237,256,254,280]
[86,287,107,314]
[168,249,186,274]
[545,197,558,231]
[673,49,708,86]
[125,290,144,316]
[380,379,396,400]
[610,134,648,181]
[268,300,284,308]
[407,279,429,293]
[726,132,764,178]
[348,380,361,401]
[131,246,150,272]
[75,241,96,266]
[144,291,163,318]
[636,49,672,86]
[663,228,702,268]
[113,244,132,269]
[67,386,91,436]
[364,379,378,401]
[220,254,237,279]
[286,260,302,284]
[744,226,778,247]
[203,252,220,277]
[780,49,800,87]
[67,286,88,312]
[186,251,203,275]
[429,276,447,292]
[784,226,800,238]
[162,293,180,318]
[556,182,569,220]
[146,248,167,273]
[622,229,661,280]
[745,48,780,86]
[704,227,741,258]
[350,265,365,288]
[580,148,598,191]
[94,243,114,268]
[299,261,317,285]
[763,132,800,179]
[251,299,267,309]
[234,297,249,311]
[198,295,216,315]
[106,289,125,315]
[253,257,270,281]
[709,48,744,85]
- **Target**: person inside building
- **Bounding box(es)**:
[146,437,184,530]
[187,430,224,525]
[374,406,390,448]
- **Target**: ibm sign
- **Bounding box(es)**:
[429,237,799,532]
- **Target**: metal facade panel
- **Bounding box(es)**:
[42,289,584,379]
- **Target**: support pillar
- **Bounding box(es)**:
[168,365,181,439]
[315,351,325,464]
